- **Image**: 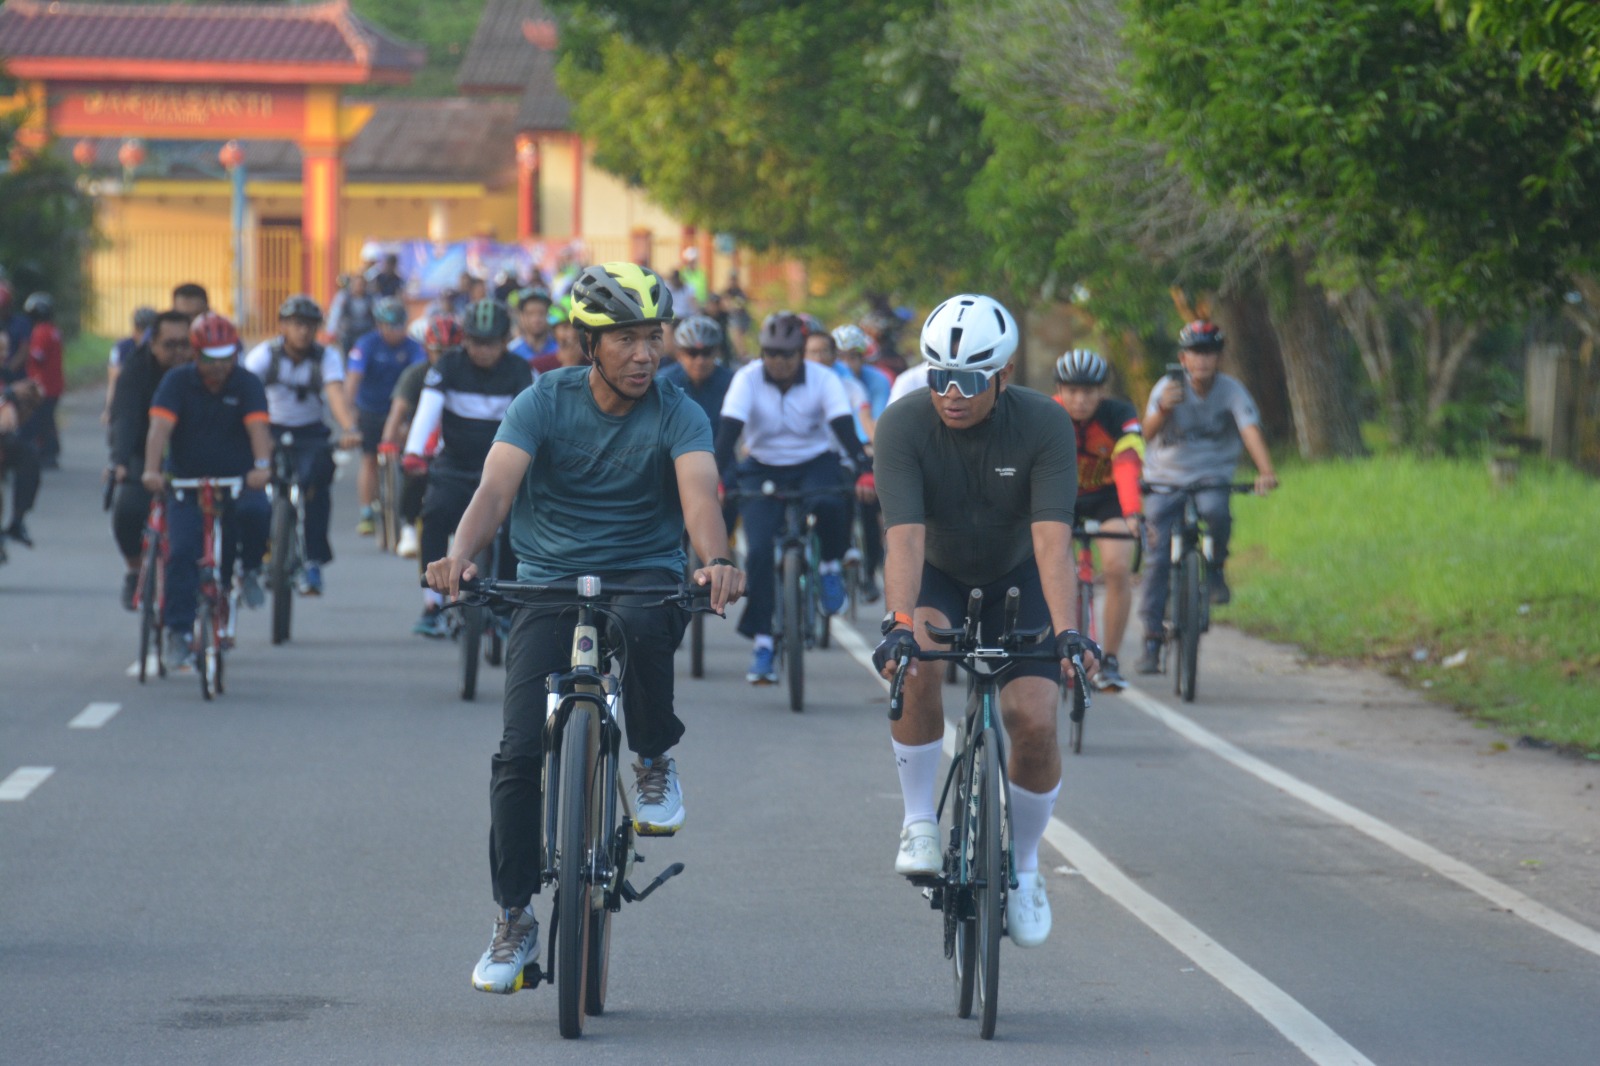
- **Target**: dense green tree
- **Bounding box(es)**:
[1437,0,1600,93]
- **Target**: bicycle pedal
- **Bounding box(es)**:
[633,822,678,838]
[518,962,545,989]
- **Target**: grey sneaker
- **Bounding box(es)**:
[633,756,684,836]
[472,907,539,994]
[1093,653,1127,692]
[237,568,266,609]
[165,628,195,672]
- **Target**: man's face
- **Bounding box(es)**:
[929,366,1008,430]
[594,323,664,398]
[555,323,584,367]
[678,342,718,386]
[804,334,836,366]
[173,295,207,321]
[379,322,407,346]
[519,301,549,341]
[282,317,318,354]
[198,355,234,390]
[153,322,193,369]
[761,346,804,386]
[1055,383,1104,422]
[465,336,506,369]
[1178,347,1222,388]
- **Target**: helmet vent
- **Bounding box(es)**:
[949,327,964,360]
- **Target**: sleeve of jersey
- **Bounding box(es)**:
[241,374,270,424]
[492,385,543,458]
[719,366,752,422]
[405,385,445,455]
[322,346,346,383]
[1031,405,1079,524]
[1112,420,1145,517]
[817,370,853,422]
[149,372,180,425]
[666,395,713,459]
[872,404,925,528]
[345,340,367,375]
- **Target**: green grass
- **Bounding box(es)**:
[64,331,113,391]
[1222,455,1600,754]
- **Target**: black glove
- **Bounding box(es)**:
[1056,629,1102,665]
[873,627,918,674]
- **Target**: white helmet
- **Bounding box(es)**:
[831,323,870,353]
[919,294,1018,374]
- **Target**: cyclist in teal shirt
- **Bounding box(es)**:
[423,262,744,996]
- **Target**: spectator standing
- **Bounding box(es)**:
[368,252,405,298]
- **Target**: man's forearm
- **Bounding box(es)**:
[883,525,925,621]
[453,486,512,564]
[1033,521,1078,634]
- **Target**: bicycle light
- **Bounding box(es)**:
[578,575,602,597]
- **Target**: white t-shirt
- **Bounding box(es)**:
[242,340,346,428]
[721,360,852,466]
[887,362,929,404]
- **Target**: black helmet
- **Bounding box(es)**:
[23,292,54,320]
[278,294,323,323]
[758,312,806,354]
[1177,320,1225,352]
[510,285,552,310]
[463,299,512,341]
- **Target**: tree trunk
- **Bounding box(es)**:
[1264,251,1367,459]
[1214,282,1293,445]
[1333,285,1410,445]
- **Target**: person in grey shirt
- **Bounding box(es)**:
[1136,320,1278,674]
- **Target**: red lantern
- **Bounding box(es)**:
[218,140,244,171]
[72,139,96,168]
[117,138,146,173]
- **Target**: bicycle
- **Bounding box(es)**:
[451,529,507,701]
[887,587,1089,1040]
[1143,480,1255,703]
[731,482,851,713]
[1066,518,1141,752]
[169,477,244,701]
[135,490,169,683]
[682,534,707,679]
[442,574,711,1038]
[266,433,318,645]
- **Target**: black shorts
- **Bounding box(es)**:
[358,408,388,455]
[918,556,1058,683]
[1076,489,1124,525]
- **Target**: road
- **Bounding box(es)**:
[4,391,1599,1064]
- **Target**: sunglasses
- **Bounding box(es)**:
[681,347,716,359]
[928,368,995,398]
[761,348,802,360]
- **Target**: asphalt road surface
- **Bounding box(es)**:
[4,391,1598,1064]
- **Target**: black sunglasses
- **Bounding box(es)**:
[761,348,802,359]
[681,347,716,358]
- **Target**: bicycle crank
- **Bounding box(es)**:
[621,861,685,903]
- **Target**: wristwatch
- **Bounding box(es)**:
[881,610,913,636]
[707,557,735,568]
[253,458,271,470]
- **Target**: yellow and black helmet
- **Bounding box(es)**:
[569,262,674,331]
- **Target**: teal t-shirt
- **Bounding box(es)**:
[493,365,713,582]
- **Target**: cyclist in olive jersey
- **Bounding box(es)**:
[870,294,1100,949]
[1053,349,1144,691]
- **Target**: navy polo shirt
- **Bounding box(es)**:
[149,363,269,477]
[657,360,735,425]
[348,329,426,414]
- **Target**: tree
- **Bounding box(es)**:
[1437,1,1600,94]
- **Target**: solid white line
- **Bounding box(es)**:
[69,702,122,729]
[0,766,56,801]
[1117,683,1600,960]
[830,621,1374,1065]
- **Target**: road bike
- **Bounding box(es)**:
[375,445,402,553]
[135,490,169,683]
[267,433,314,645]
[169,477,244,701]
[1067,517,1141,752]
[1144,480,1255,703]
[451,529,507,701]
[887,587,1089,1040]
[444,574,710,1038]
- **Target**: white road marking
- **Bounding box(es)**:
[69,702,122,729]
[1117,682,1600,960]
[124,656,161,678]
[0,766,56,801]
[832,620,1375,1066]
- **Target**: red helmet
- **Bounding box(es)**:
[190,311,242,359]
[423,313,464,350]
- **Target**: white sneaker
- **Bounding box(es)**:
[894,820,941,877]
[396,524,419,558]
[632,756,684,836]
[472,907,539,993]
[1007,870,1051,948]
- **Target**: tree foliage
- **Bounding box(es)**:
[1437,0,1600,93]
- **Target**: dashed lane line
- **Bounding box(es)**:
[69,702,122,729]
[830,620,1376,1066]
[0,767,56,801]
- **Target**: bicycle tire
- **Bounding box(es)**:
[375,456,393,553]
[689,608,705,678]
[269,496,294,645]
[1180,553,1202,703]
[951,743,977,1019]
[1068,686,1085,756]
[584,775,622,1015]
[197,606,215,701]
[974,730,1003,1039]
[557,704,595,1038]
[137,553,159,683]
[783,547,805,712]
[459,605,484,701]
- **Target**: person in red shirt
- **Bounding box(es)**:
[19,293,63,469]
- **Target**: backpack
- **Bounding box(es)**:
[264,340,325,403]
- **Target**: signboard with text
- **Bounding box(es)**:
[48,83,307,139]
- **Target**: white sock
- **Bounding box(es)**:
[892,738,943,827]
[819,559,841,575]
[1009,780,1061,874]
[753,634,773,651]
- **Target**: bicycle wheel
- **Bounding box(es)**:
[269,495,295,645]
[973,730,1004,1039]
[556,704,596,1038]
[585,773,624,1015]
[689,608,705,678]
[375,455,393,553]
[951,744,977,1019]
[137,554,159,683]
[1070,579,1094,754]
[1179,553,1202,703]
[459,604,484,701]
[196,603,216,701]
[782,547,805,712]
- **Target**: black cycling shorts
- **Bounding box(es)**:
[358,408,388,455]
[917,556,1059,684]
[1075,489,1124,525]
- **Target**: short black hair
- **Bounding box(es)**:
[153,309,192,334]
[171,282,209,307]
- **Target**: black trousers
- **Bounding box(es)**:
[112,479,153,560]
[488,568,690,909]
[2,433,41,527]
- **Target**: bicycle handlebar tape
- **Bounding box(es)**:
[963,588,983,645]
[1003,586,1020,638]
[888,654,911,721]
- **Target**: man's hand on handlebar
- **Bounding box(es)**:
[690,561,746,614]
[424,555,478,602]
[1057,629,1102,679]
[874,627,918,680]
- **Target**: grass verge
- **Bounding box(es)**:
[1222,454,1600,755]
[65,331,114,391]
